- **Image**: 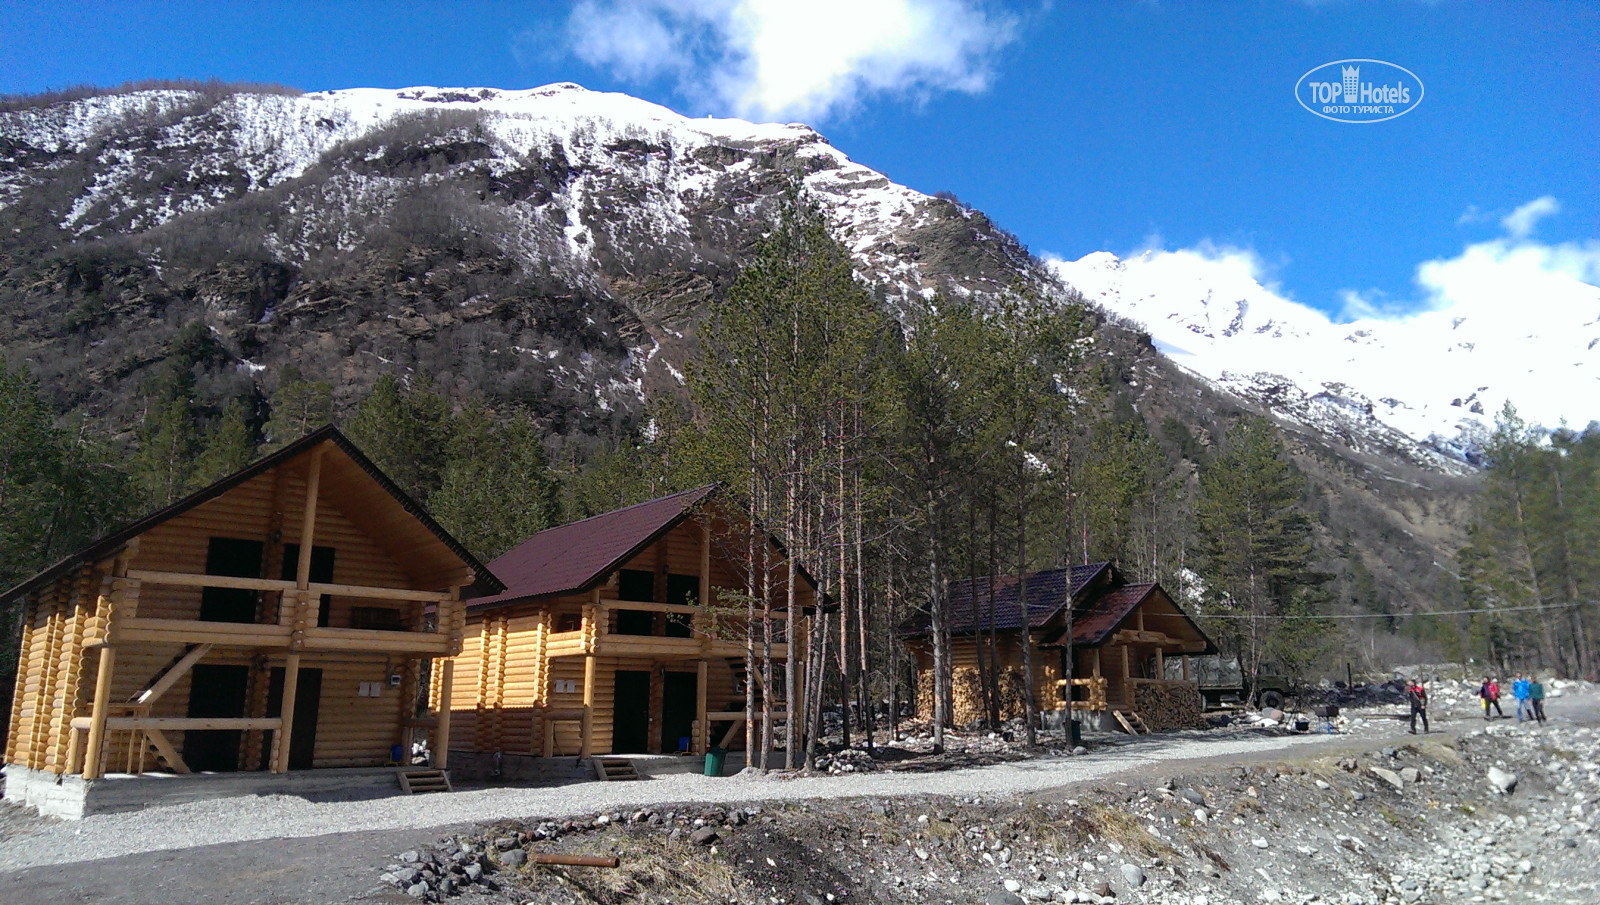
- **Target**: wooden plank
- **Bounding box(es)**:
[133,643,214,705]
[113,618,293,647]
[307,582,451,603]
[143,728,191,774]
[70,717,284,731]
[126,570,295,592]
[301,628,449,654]
[695,659,708,755]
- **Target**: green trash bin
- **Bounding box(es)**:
[704,746,727,777]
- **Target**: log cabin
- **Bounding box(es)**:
[445,484,819,774]
[899,563,1216,733]
[1,426,502,817]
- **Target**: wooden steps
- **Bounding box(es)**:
[1112,710,1151,735]
[593,757,641,782]
[398,769,453,794]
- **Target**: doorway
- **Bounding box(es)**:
[612,670,651,753]
[263,667,324,770]
[183,664,250,771]
[661,671,699,754]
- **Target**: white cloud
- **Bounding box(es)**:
[1501,195,1560,239]
[564,0,1017,122]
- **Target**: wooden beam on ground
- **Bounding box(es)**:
[529,853,620,868]
[82,647,117,780]
[133,643,214,706]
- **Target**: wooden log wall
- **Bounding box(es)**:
[6,448,479,777]
[136,466,413,627]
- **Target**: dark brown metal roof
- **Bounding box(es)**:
[897,563,1110,638]
[467,484,720,610]
[0,425,503,601]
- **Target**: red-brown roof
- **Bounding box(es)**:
[467,485,719,610]
[1061,582,1157,647]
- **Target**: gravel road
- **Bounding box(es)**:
[0,728,1366,872]
[3,692,1593,905]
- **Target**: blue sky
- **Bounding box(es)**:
[2,1,1596,319]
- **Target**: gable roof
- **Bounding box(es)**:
[898,563,1111,638]
[467,485,720,610]
[1041,582,1217,652]
[1,425,503,601]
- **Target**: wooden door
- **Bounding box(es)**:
[183,664,250,771]
[264,667,323,770]
[612,670,651,753]
[660,671,698,753]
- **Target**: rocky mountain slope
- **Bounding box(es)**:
[1051,249,1600,470]
[0,81,1473,615]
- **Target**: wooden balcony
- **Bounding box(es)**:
[87,570,457,654]
[541,599,791,660]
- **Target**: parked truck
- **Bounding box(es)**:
[1166,655,1293,711]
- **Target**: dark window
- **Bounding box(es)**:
[555,612,581,633]
[281,545,335,627]
[666,574,700,606]
[351,607,404,631]
[617,569,655,602]
[201,538,264,624]
[665,574,699,638]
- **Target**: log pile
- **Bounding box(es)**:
[1131,681,1206,731]
[917,667,1032,725]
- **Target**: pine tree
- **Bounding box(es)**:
[1193,415,1317,687]
[431,409,559,559]
[189,399,258,489]
[264,367,334,448]
[344,374,453,504]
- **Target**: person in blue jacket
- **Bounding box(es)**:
[1513,674,1531,721]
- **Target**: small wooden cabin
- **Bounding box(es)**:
[899,563,1215,731]
[447,485,818,766]
[2,427,502,815]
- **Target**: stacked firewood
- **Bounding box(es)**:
[1131,682,1207,730]
[917,668,1033,725]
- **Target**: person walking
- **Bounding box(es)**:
[1513,674,1531,721]
[1530,676,1547,724]
[1478,676,1505,719]
[1407,679,1429,734]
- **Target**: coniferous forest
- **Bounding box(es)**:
[0,198,1594,740]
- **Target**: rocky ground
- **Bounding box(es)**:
[378,718,1600,905]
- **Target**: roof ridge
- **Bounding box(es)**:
[507,484,717,541]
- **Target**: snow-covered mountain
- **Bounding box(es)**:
[1051,249,1600,470]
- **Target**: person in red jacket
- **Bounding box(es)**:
[1478,676,1505,719]
[1407,680,1429,734]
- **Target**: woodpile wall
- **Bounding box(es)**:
[1130,681,1206,730]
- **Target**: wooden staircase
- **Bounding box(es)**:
[398,769,453,794]
[593,757,641,782]
[1112,710,1151,735]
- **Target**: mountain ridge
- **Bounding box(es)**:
[0,80,1480,620]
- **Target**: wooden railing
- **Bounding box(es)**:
[85,571,456,652]
[539,599,792,659]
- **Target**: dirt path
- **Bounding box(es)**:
[3,694,1593,905]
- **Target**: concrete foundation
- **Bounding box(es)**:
[1,763,413,819]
